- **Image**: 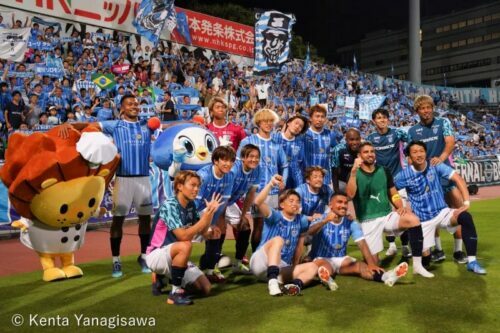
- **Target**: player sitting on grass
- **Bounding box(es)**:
[146,171,222,305]
[309,192,409,290]
[250,175,322,296]
[394,141,486,275]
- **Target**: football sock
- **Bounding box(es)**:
[267,265,280,280]
[435,236,443,251]
[386,235,396,244]
[112,256,120,263]
[400,230,409,246]
[454,239,463,252]
[251,240,260,253]
[171,266,187,292]
[468,256,477,262]
[218,233,226,255]
[206,239,219,269]
[407,226,423,257]
[235,229,251,260]
[422,255,431,268]
[292,279,304,289]
[139,233,149,254]
[457,211,477,256]
[373,271,384,282]
[110,237,122,257]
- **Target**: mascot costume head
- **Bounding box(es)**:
[0,127,119,281]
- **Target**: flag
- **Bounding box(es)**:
[353,54,358,72]
[133,0,176,46]
[0,28,30,62]
[175,11,192,45]
[254,10,296,73]
[92,73,116,90]
[31,16,62,34]
[358,94,386,120]
[304,44,311,74]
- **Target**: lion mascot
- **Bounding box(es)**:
[0,126,119,281]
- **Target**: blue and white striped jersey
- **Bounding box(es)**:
[310,217,364,258]
[295,183,333,217]
[228,160,260,205]
[237,134,289,195]
[304,127,338,185]
[272,132,305,189]
[258,209,309,265]
[100,120,151,176]
[394,163,454,222]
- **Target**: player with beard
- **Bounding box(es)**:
[346,142,433,278]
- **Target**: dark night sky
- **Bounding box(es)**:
[183,0,499,63]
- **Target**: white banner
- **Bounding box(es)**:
[0,27,30,62]
[345,96,355,109]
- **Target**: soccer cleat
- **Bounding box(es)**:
[318,265,339,291]
[268,278,283,296]
[466,260,487,275]
[152,273,166,296]
[402,245,413,258]
[112,260,123,278]
[167,289,193,305]
[453,251,468,264]
[385,245,398,256]
[232,261,251,275]
[137,255,152,273]
[413,267,434,278]
[283,283,301,296]
[430,249,446,262]
[206,267,226,283]
[384,262,409,287]
[217,255,232,269]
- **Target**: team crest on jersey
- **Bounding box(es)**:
[416,128,423,135]
[136,134,142,140]
[291,228,299,237]
[426,172,434,182]
[373,136,381,144]
[320,148,325,153]
[387,134,393,143]
[432,125,439,134]
[292,146,300,155]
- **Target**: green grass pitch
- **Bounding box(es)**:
[1,199,499,333]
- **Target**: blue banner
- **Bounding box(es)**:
[27,40,54,51]
[176,11,192,45]
[133,0,176,45]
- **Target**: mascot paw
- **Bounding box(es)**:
[62,265,83,279]
[173,145,187,163]
[43,268,67,282]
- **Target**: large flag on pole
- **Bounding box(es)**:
[304,43,311,75]
[175,11,192,45]
[133,0,177,46]
[353,54,358,72]
[254,10,295,73]
[0,28,30,62]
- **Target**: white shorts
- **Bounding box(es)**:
[398,189,408,208]
[360,212,401,255]
[112,176,153,216]
[145,244,204,287]
[225,203,242,225]
[249,246,289,281]
[251,194,278,218]
[314,256,357,274]
[421,208,458,251]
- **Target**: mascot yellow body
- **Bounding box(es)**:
[0,127,119,281]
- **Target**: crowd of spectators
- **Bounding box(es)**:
[0,13,498,160]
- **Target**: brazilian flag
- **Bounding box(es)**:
[91,73,116,90]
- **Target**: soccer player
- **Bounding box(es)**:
[367,108,411,258]
[409,95,465,263]
[225,144,261,273]
[251,175,323,296]
[304,104,338,187]
[346,142,433,278]
[237,109,289,252]
[394,141,486,275]
[60,94,155,278]
[273,115,308,189]
[207,96,247,151]
[295,166,333,223]
[331,128,361,194]
[147,171,222,305]
[195,146,236,283]
[310,193,409,289]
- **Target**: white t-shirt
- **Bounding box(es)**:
[256,83,270,100]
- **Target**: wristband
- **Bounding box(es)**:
[391,194,401,202]
[463,200,470,206]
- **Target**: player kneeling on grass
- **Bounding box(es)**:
[146,171,222,305]
[309,193,408,290]
[394,141,486,275]
[250,175,322,296]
